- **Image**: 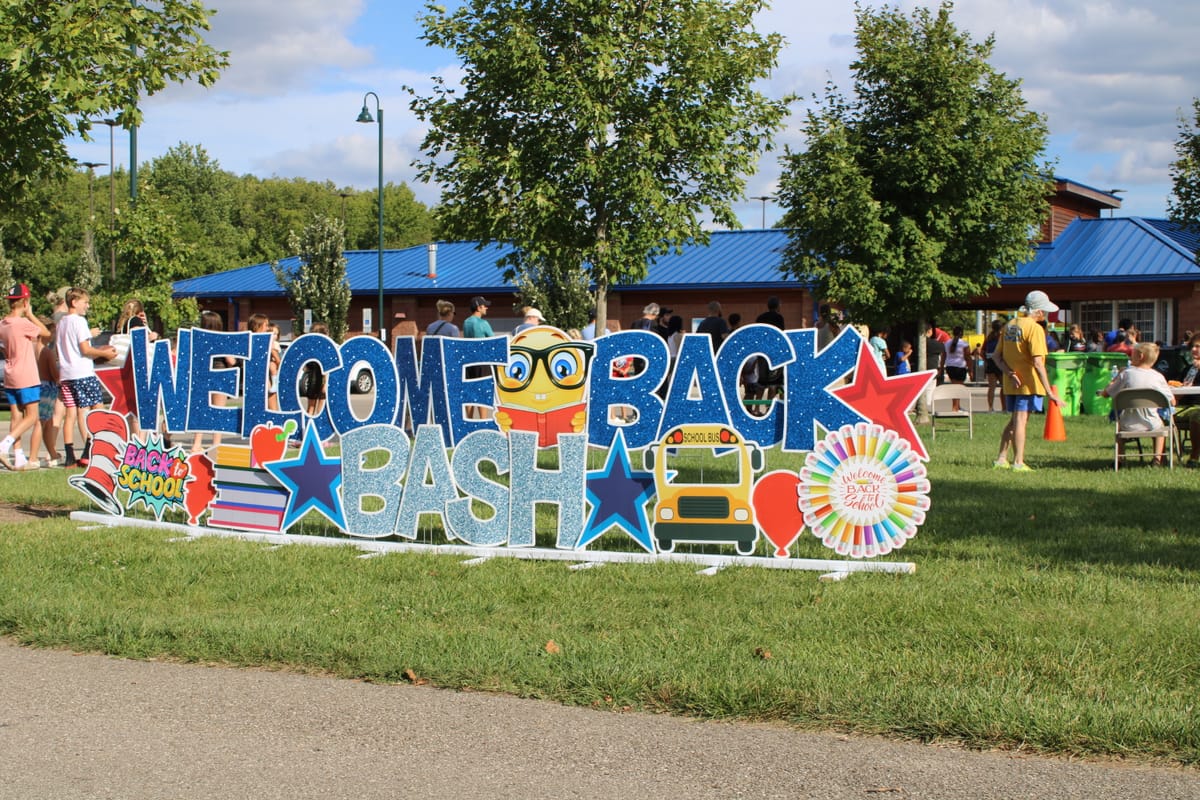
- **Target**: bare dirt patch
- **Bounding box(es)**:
[0,503,68,524]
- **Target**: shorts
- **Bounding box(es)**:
[39,381,60,421]
[984,359,1002,376]
[4,385,40,408]
[61,376,105,409]
[1005,394,1044,413]
[945,366,968,382]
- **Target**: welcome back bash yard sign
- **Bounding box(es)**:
[72,323,933,566]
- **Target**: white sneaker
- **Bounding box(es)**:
[0,438,11,470]
[13,450,28,470]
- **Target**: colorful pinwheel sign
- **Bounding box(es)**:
[798,423,931,558]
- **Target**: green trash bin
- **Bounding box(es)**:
[1080,352,1130,416]
[1045,353,1085,416]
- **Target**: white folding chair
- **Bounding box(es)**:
[930,383,973,440]
[1112,387,1175,471]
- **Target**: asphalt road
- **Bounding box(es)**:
[2,639,1197,800]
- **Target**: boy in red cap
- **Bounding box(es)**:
[0,283,52,470]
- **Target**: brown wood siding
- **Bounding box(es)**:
[1041,199,1104,243]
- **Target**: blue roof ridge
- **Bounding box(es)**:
[1126,216,1200,261]
[174,257,293,290]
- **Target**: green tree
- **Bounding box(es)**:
[0,236,13,294]
[74,229,103,292]
[2,167,109,313]
[509,258,593,332]
[145,143,246,276]
[777,2,1051,374]
[272,215,351,342]
[409,0,790,334]
[0,1,227,226]
[93,184,198,335]
[231,178,432,266]
[1168,98,1200,255]
[343,182,436,252]
[234,176,341,265]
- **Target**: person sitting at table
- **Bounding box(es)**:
[1172,332,1200,468]
[1100,341,1174,466]
[1106,325,1138,356]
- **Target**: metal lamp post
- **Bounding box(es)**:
[356,92,384,341]
[102,119,118,279]
[79,162,105,220]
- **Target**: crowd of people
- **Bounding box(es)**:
[9,284,1200,473]
[1,284,120,471]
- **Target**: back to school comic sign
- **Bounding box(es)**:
[74,324,933,560]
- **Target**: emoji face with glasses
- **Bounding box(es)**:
[494,326,594,447]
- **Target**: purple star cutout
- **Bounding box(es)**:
[580,429,656,552]
[264,422,345,531]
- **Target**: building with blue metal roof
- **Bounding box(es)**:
[174,185,1200,343]
[982,216,1200,344]
[173,229,809,336]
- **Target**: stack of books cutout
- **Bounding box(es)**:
[206,444,288,532]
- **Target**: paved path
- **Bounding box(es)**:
[2,639,1196,800]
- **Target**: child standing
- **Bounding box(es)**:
[55,287,118,467]
[247,313,280,411]
[0,283,53,470]
[265,322,282,412]
[894,341,913,375]
[35,316,63,466]
[303,322,329,417]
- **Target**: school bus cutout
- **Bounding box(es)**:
[644,424,764,554]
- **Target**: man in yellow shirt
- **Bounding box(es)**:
[991,290,1065,471]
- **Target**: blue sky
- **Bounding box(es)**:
[70,1,1200,228]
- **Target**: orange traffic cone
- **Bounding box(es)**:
[1043,390,1067,441]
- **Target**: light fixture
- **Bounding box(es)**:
[356,92,384,342]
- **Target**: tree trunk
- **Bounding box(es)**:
[914,315,931,424]
[593,277,609,340]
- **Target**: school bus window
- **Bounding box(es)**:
[662,446,743,486]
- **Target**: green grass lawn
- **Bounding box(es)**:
[1,410,1197,765]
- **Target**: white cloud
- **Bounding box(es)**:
[155,0,374,100]
[952,0,1200,202]
[72,0,1197,229]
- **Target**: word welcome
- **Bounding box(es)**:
[128,325,868,451]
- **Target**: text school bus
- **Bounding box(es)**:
[644,424,764,554]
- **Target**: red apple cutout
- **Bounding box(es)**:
[249,420,295,466]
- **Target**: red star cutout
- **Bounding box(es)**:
[96,359,137,417]
[831,342,935,460]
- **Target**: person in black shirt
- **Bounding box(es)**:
[696,301,730,351]
[756,296,784,329]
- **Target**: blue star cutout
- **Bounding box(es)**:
[263,422,345,531]
[580,429,656,553]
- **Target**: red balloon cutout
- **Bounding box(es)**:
[751,470,806,558]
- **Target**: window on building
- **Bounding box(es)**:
[1075,300,1173,344]
[1077,304,1111,339]
[1118,302,1158,342]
